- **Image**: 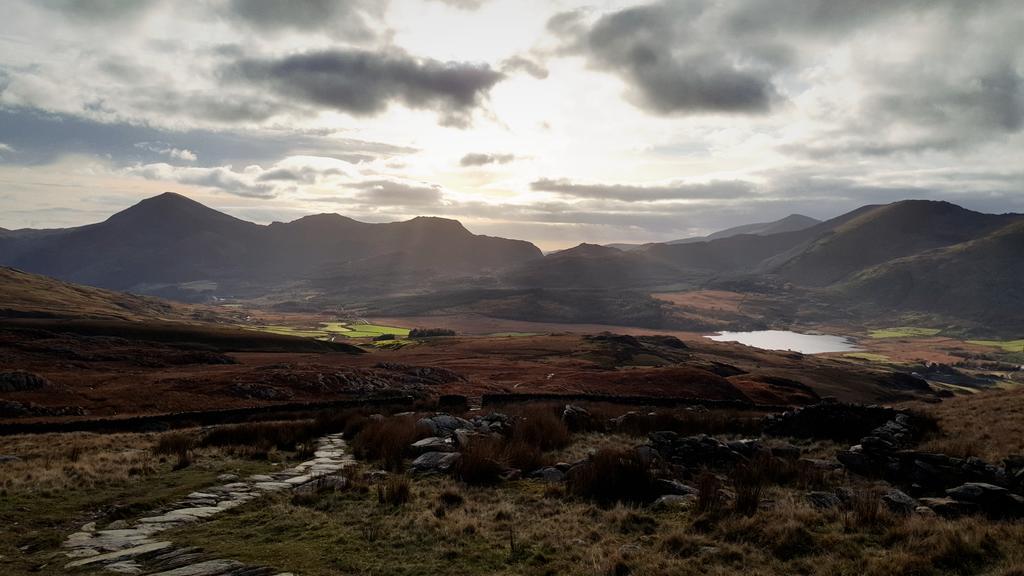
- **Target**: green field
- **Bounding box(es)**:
[868,327,942,339]
[967,339,1024,353]
[252,322,410,341]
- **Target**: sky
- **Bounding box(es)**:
[0,0,1022,250]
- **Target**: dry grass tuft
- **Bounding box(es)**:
[377,474,412,507]
[351,416,431,471]
[453,438,507,486]
[566,448,657,506]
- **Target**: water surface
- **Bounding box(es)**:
[706,330,859,354]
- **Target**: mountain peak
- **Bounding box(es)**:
[105,192,252,231]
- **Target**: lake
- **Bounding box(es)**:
[705,330,860,354]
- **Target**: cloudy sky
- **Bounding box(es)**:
[0,0,1022,249]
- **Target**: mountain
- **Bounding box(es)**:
[674,213,821,244]
[0,192,543,294]
[608,214,820,251]
[770,200,1021,286]
[837,219,1024,332]
[502,243,687,289]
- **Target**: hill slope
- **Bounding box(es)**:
[771,200,1020,286]
[0,266,184,321]
[837,219,1024,333]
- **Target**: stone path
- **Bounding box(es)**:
[62,433,353,575]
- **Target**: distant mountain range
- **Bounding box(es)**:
[607,214,821,251]
[0,192,542,297]
[2,194,1021,332]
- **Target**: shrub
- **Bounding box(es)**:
[409,328,456,338]
[566,448,657,506]
[509,405,571,452]
[732,457,768,516]
[377,475,412,507]
[848,488,889,529]
[351,416,430,471]
[152,431,196,456]
[454,438,507,486]
[438,488,464,508]
[503,437,548,472]
[200,420,320,454]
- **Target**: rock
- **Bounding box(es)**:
[945,482,1024,518]
[562,404,595,432]
[649,433,741,467]
[106,520,129,530]
[529,467,565,483]
[651,494,695,510]
[410,436,453,455]
[633,445,661,467]
[65,541,174,568]
[610,411,644,431]
[881,489,918,514]
[145,558,244,576]
[417,414,473,437]
[806,491,843,509]
[654,479,696,496]
[410,451,460,474]
[946,482,1009,504]
[0,455,22,464]
[919,497,977,518]
[216,474,239,482]
[0,370,50,392]
[770,443,802,461]
[915,506,937,517]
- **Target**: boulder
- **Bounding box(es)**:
[562,404,595,431]
[881,489,918,514]
[918,497,977,518]
[651,494,696,511]
[411,451,460,474]
[411,437,453,455]
[946,482,1009,504]
[770,443,802,461]
[0,455,22,464]
[806,491,843,509]
[654,479,696,496]
[417,414,473,437]
[529,467,565,483]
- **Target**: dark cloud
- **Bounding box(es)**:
[560,2,782,115]
[0,108,415,167]
[349,180,444,207]
[459,152,515,167]
[132,164,277,199]
[531,178,756,202]
[37,0,159,22]
[225,49,504,127]
[223,0,381,41]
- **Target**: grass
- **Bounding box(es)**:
[251,322,410,341]
[0,430,288,575]
[966,338,1024,353]
[908,386,1024,461]
[167,462,1024,576]
[869,327,942,339]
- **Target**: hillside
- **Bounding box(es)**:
[838,219,1024,333]
[0,193,543,295]
[0,266,184,321]
[771,200,1021,286]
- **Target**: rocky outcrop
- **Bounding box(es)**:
[765,401,924,442]
[0,370,49,392]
